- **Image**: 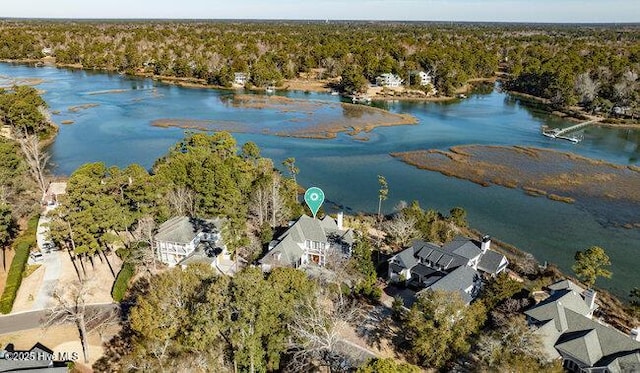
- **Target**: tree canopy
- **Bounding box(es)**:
[572,246,613,288]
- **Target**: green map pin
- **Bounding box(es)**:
[304,187,325,219]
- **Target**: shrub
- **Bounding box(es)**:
[0,215,38,314]
[111,263,135,302]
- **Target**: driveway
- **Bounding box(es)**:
[31,214,62,310]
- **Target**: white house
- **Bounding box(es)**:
[388,235,508,304]
[259,213,354,271]
[416,71,433,86]
[376,73,403,88]
[154,216,223,267]
[234,72,249,86]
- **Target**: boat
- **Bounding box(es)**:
[330,90,339,96]
[34,61,44,67]
[352,95,372,104]
[265,86,275,94]
[458,93,467,99]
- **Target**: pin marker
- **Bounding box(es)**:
[304,187,325,219]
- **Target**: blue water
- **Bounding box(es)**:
[1,63,638,297]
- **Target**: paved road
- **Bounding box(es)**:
[0,303,118,335]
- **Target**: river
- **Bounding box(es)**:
[1,62,638,298]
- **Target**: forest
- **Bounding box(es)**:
[1,20,637,115]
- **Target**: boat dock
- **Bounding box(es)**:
[542,118,600,143]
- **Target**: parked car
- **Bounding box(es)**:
[29,252,43,262]
[42,241,56,252]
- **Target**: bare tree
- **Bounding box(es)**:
[248,182,269,227]
[270,174,287,228]
[286,289,362,372]
[249,174,288,229]
[45,280,119,363]
[167,186,196,216]
[16,133,50,197]
[382,212,418,247]
[131,215,157,273]
[575,72,599,104]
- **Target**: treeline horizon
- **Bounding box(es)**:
[2,18,640,26]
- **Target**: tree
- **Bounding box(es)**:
[377,175,388,221]
[16,134,49,196]
[481,272,524,310]
[630,287,640,308]
[282,157,299,186]
[348,238,380,300]
[382,212,418,248]
[448,207,467,228]
[339,65,369,94]
[475,315,563,373]
[46,280,119,364]
[401,290,486,368]
[357,358,421,373]
[166,186,196,217]
[287,287,361,371]
[0,203,15,271]
[575,72,599,104]
[572,246,612,288]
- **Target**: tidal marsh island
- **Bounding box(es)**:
[151,94,417,139]
[392,145,640,228]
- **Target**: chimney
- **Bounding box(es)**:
[630,328,640,342]
[481,235,491,253]
[584,289,597,312]
[337,212,344,230]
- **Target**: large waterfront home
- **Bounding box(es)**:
[259,213,354,271]
[388,236,508,303]
[525,279,640,372]
[154,216,224,267]
[375,73,403,88]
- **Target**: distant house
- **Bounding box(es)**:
[154,216,224,267]
[388,236,508,303]
[416,71,433,86]
[524,279,640,372]
[375,73,403,88]
[41,47,53,56]
[234,72,249,86]
[259,213,354,271]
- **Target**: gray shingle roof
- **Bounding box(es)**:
[412,240,467,270]
[260,214,355,268]
[477,249,507,274]
[555,329,604,366]
[442,236,482,260]
[392,247,419,269]
[605,351,640,372]
[428,265,478,293]
[526,286,640,372]
[548,279,585,295]
[417,265,479,304]
[412,263,438,278]
[525,289,592,330]
[155,216,221,244]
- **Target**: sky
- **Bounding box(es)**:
[2,0,639,23]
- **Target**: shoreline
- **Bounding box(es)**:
[3,58,640,126]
